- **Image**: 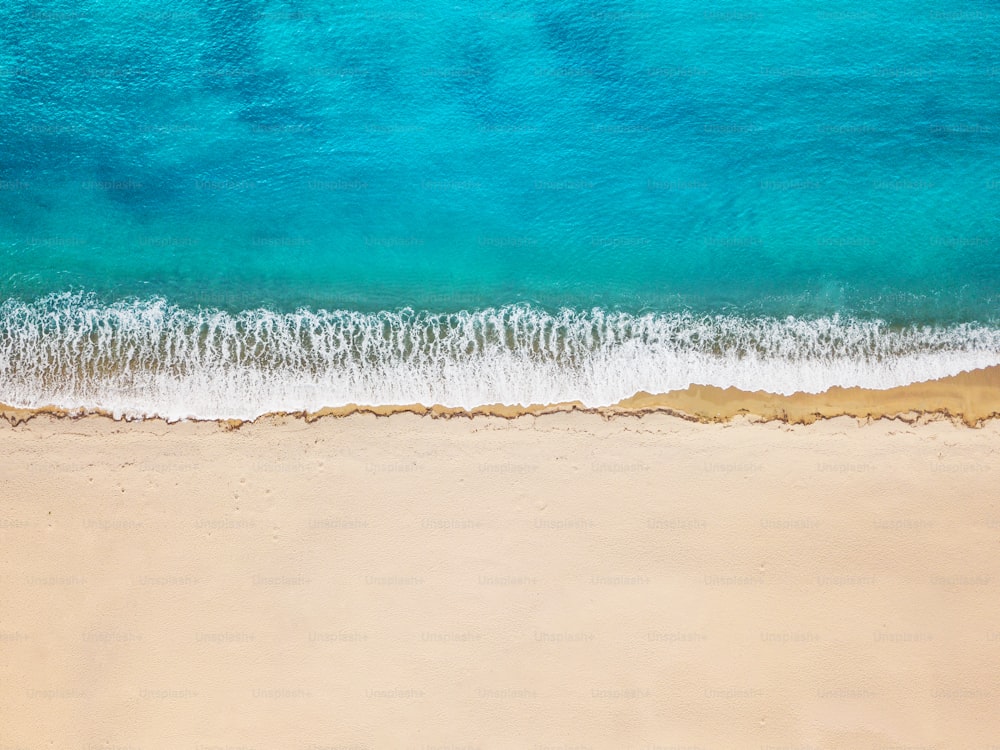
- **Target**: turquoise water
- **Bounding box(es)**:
[1,0,998,418]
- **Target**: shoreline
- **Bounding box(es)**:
[4,295,1000,423]
[3,364,999,427]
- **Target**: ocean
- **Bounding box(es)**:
[1,0,998,419]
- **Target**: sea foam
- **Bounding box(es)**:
[1,293,998,421]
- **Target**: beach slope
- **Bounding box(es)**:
[2,407,1000,747]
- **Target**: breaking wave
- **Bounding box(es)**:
[1,293,998,420]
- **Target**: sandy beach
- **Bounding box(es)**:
[5,0,999,745]
[2,377,1000,748]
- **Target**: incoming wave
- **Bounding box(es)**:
[1,292,999,420]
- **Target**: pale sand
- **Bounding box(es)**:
[2,402,1000,746]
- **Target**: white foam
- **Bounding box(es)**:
[1,293,998,421]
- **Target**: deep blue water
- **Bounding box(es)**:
[1,0,998,418]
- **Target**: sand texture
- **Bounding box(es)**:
[2,406,1000,748]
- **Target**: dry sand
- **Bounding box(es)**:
[2,376,1000,748]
